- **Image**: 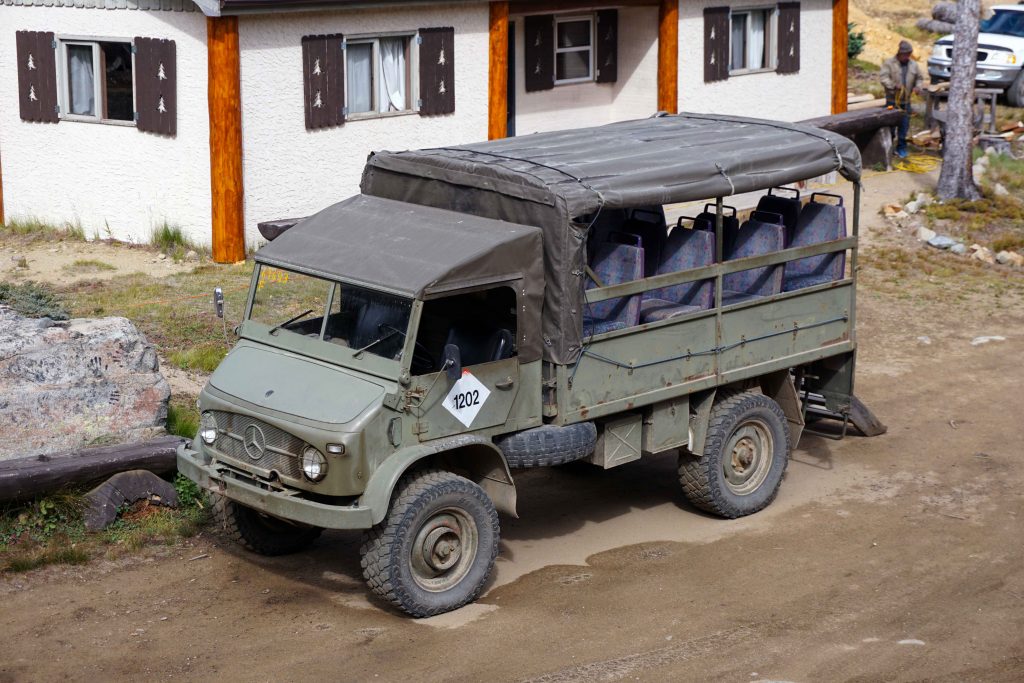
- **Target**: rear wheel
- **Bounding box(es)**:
[360,469,499,617]
[1007,70,1024,108]
[678,390,791,519]
[211,495,322,556]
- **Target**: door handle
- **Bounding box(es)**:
[495,376,515,390]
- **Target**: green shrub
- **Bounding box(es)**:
[0,281,69,320]
[848,22,866,60]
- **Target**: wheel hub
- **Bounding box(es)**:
[723,420,774,495]
[421,525,462,571]
[409,508,479,593]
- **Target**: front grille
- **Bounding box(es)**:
[210,410,304,479]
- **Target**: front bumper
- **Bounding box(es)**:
[928,60,1019,87]
[177,443,375,529]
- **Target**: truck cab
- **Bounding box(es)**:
[928,4,1024,106]
[178,113,873,617]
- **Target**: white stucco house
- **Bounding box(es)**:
[0,0,851,261]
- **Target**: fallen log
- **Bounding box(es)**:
[0,435,187,503]
[917,18,955,35]
[801,107,904,137]
[932,1,958,24]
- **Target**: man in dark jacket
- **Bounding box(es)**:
[881,40,922,158]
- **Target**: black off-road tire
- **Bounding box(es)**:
[211,494,322,556]
[678,390,791,519]
[1007,69,1024,108]
[495,422,598,468]
[360,469,499,618]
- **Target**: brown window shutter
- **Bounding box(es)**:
[301,34,345,130]
[595,9,618,84]
[777,3,801,74]
[16,31,58,123]
[703,8,730,83]
[134,37,176,136]
[418,27,455,116]
[524,15,555,92]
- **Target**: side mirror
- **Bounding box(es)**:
[442,344,462,382]
[213,287,225,319]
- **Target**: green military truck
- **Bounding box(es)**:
[178,113,882,617]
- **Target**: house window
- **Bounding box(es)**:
[729,8,776,73]
[60,39,134,123]
[555,16,594,84]
[347,35,415,116]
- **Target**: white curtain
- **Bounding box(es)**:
[748,11,767,70]
[378,38,406,112]
[347,43,373,114]
[68,44,95,116]
[730,15,747,71]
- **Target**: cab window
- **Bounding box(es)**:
[414,287,517,375]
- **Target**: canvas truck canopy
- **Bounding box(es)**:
[255,194,546,362]
[361,113,863,365]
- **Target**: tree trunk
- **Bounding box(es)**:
[937,0,982,201]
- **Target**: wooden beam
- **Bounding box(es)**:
[0,436,186,503]
[657,0,678,113]
[207,16,246,263]
[832,0,849,115]
[489,1,510,140]
[509,0,657,12]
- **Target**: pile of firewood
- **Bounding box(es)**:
[916,2,957,35]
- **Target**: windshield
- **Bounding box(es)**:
[980,10,1024,37]
[249,265,412,361]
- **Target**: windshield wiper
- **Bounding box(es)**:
[352,325,403,358]
[269,308,315,335]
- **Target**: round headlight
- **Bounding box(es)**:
[200,412,218,445]
[301,446,328,482]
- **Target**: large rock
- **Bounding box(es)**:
[0,307,170,460]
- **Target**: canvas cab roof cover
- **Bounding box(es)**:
[360,113,862,365]
[255,195,546,360]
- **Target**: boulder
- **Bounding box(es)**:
[916,226,937,242]
[996,250,1024,267]
[0,307,170,460]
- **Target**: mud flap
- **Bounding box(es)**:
[800,351,887,438]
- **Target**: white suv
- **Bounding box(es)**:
[928,4,1024,106]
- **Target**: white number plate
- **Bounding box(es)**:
[443,371,491,428]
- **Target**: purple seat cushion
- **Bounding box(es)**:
[640,299,703,322]
[584,242,644,335]
[783,202,847,292]
[723,220,785,299]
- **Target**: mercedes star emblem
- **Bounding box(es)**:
[243,424,267,460]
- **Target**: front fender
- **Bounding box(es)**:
[361,435,517,525]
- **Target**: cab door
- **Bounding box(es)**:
[407,285,521,441]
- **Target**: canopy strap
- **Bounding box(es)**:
[715,163,736,196]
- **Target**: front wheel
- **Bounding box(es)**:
[1006,69,1024,108]
[678,390,791,519]
[211,495,322,556]
[360,469,500,617]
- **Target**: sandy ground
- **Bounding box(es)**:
[0,240,194,287]
[2,167,1023,682]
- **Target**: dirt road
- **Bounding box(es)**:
[3,171,1024,681]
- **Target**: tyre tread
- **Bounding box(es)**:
[359,469,499,617]
[211,494,322,556]
[678,389,791,519]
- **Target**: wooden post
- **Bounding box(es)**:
[207,16,245,263]
[657,0,678,113]
[0,149,5,226]
[831,0,849,114]
[489,1,510,140]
